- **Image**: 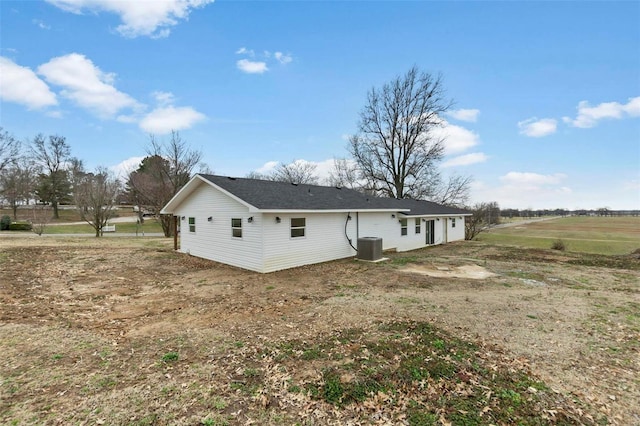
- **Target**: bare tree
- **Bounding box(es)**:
[349,66,451,199]
[245,171,268,180]
[270,160,319,184]
[32,134,71,219]
[465,201,500,240]
[74,167,121,237]
[432,174,473,208]
[31,205,52,236]
[126,131,205,236]
[0,127,19,173]
[0,157,37,219]
[326,158,360,189]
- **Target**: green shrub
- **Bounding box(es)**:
[551,239,566,251]
[0,215,10,230]
[8,221,32,231]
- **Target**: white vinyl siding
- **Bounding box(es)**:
[262,213,356,273]
[174,183,263,272]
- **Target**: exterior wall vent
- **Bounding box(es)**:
[357,237,383,261]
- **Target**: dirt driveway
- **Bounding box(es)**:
[1,237,638,424]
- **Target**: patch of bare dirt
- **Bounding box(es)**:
[1,238,638,424]
[400,263,497,279]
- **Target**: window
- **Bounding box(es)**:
[290,218,306,238]
[415,218,421,234]
[188,217,196,233]
[452,218,456,228]
[400,218,408,236]
[231,218,242,238]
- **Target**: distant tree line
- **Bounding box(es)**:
[500,208,639,218]
[0,127,207,237]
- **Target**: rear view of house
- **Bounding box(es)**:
[161,174,470,273]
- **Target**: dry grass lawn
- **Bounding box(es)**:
[1,236,638,425]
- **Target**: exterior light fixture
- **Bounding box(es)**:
[275,217,281,223]
[207,216,213,222]
[248,217,253,223]
[181,216,185,220]
[391,214,396,218]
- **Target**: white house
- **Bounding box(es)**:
[161,174,471,273]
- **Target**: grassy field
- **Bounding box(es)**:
[478,216,640,255]
[0,207,163,234]
[41,218,163,234]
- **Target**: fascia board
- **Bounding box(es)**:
[256,208,410,214]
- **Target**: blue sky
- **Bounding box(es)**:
[1,0,639,210]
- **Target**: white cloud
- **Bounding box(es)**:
[562,96,640,128]
[447,108,479,123]
[237,59,268,74]
[429,120,480,155]
[152,90,176,106]
[235,47,293,73]
[38,53,139,118]
[45,0,213,38]
[256,161,279,174]
[518,117,557,137]
[0,57,58,109]
[500,172,567,186]
[139,105,206,134]
[109,156,145,179]
[274,52,292,64]
[32,19,51,30]
[470,172,573,209]
[235,47,254,56]
[442,152,488,168]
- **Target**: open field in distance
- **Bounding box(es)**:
[479,216,640,255]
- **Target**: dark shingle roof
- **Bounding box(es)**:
[199,174,469,216]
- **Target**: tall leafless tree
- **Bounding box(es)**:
[126,131,204,236]
[74,167,121,237]
[0,127,19,173]
[269,160,319,184]
[349,66,452,199]
[32,134,71,219]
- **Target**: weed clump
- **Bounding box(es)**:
[551,239,567,251]
[162,351,179,363]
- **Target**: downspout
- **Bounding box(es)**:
[173,215,178,250]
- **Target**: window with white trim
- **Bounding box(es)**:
[290,218,306,238]
[415,218,421,234]
[188,217,196,233]
[452,218,456,228]
[231,218,242,238]
[400,218,408,236]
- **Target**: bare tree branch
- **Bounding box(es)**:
[269,161,319,185]
[0,127,19,173]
